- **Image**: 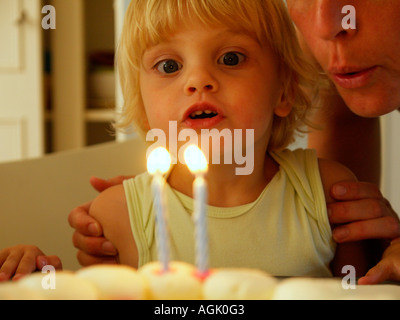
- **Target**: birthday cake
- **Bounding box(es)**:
[1,261,400,300]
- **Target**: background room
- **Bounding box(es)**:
[0,0,140,271]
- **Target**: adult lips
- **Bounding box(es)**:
[330,66,378,89]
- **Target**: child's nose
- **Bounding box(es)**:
[184,69,219,95]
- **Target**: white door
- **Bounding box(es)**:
[0,0,44,162]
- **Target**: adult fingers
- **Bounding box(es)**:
[36,255,63,271]
[68,202,103,237]
[358,244,400,285]
[90,176,133,193]
[331,181,383,201]
[76,250,118,267]
[72,231,117,257]
[357,262,390,285]
[328,198,399,226]
[332,216,400,243]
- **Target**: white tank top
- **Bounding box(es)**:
[124,148,335,277]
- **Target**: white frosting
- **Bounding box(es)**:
[17,271,99,300]
[76,265,148,300]
[3,263,399,300]
[203,268,278,300]
[0,282,44,300]
[343,284,400,300]
[273,278,400,300]
[139,261,203,300]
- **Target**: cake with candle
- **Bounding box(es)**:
[139,261,203,300]
[203,268,278,300]
[4,264,400,300]
[76,265,148,300]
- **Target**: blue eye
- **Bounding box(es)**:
[219,52,246,66]
[156,59,182,74]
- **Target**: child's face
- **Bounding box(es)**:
[140,21,290,149]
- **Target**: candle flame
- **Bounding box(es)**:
[184,145,208,174]
[147,147,172,175]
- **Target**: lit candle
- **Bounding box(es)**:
[147,147,172,273]
[184,145,209,276]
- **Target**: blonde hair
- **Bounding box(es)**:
[116,0,320,151]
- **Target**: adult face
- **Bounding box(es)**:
[287,0,400,117]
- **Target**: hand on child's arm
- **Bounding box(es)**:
[358,238,400,284]
[0,245,62,281]
[318,159,372,276]
[69,200,118,266]
[68,176,133,266]
[90,176,134,192]
[328,181,400,242]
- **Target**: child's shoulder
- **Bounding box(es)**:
[91,172,151,215]
[91,184,127,211]
[89,183,138,266]
[273,148,356,204]
[317,158,357,204]
[90,184,127,228]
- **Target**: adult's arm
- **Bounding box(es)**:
[308,90,400,244]
[308,89,381,184]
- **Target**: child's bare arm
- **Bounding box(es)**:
[88,184,139,268]
[0,245,62,281]
[318,158,371,277]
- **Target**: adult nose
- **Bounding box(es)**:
[314,0,357,40]
[184,66,219,95]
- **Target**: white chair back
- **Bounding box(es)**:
[0,138,147,270]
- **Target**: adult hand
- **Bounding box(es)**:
[89,176,134,193]
[68,176,134,266]
[328,181,400,243]
[358,238,400,284]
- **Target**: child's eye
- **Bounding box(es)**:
[218,52,246,66]
[155,59,182,74]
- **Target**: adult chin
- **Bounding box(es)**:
[335,86,400,118]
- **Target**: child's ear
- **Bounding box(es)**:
[274,93,292,118]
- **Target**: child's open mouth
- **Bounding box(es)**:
[189,110,219,120]
[184,103,224,129]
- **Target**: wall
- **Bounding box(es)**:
[382,111,400,216]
